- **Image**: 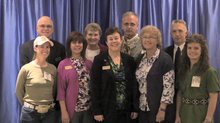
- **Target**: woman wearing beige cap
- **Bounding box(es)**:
[16,36,57,123]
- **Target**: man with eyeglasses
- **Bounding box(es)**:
[164,19,188,123]
[121,11,143,60]
[19,16,65,123]
[20,16,65,68]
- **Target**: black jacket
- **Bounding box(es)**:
[164,44,186,61]
[91,51,139,116]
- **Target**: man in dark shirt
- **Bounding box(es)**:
[20,16,65,68]
[164,19,188,123]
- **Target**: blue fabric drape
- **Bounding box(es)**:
[1,0,220,123]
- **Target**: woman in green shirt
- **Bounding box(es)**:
[16,36,57,123]
[175,34,220,123]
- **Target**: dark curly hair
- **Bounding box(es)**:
[178,34,209,80]
[65,32,87,59]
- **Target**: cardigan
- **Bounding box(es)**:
[56,58,92,117]
[136,50,174,113]
[91,51,139,116]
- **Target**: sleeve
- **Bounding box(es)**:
[90,55,103,115]
[129,56,139,112]
[60,45,66,62]
[206,67,220,92]
[56,61,67,101]
[19,43,32,68]
[161,54,175,104]
[15,67,27,105]
[161,70,175,104]
[52,66,57,99]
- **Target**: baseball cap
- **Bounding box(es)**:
[33,36,54,47]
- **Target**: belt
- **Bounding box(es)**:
[24,102,55,113]
[182,97,208,105]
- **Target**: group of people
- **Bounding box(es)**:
[15,11,220,123]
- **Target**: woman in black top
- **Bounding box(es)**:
[90,27,138,123]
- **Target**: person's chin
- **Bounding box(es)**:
[89,43,98,46]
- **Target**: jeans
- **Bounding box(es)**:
[20,106,56,123]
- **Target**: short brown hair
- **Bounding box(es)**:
[66,32,87,58]
[122,11,138,21]
[84,23,102,36]
[105,27,122,42]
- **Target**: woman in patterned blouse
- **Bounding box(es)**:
[57,32,93,123]
[136,25,175,123]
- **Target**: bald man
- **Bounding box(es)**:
[20,16,65,68]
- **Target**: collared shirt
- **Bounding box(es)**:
[173,43,185,62]
[121,34,142,59]
[136,49,174,111]
[85,48,100,62]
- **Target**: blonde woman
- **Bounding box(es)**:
[136,25,174,123]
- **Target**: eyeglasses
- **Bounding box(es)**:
[39,24,53,29]
[141,36,157,40]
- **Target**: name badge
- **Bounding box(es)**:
[102,65,111,70]
[65,65,73,70]
[44,72,52,81]
[191,76,201,87]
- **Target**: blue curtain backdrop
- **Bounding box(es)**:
[0,0,220,123]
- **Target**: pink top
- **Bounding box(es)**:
[56,58,92,117]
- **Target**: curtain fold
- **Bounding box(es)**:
[1,0,220,122]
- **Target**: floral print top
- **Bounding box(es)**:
[71,57,91,112]
[108,56,127,110]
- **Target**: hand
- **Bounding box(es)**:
[156,110,165,122]
[130,112,138,119]
[94,115,104,122]
[175,115,181,123]
[61,111,70,123]
[203,117,212,123]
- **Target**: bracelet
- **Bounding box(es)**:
[159,108,166,112]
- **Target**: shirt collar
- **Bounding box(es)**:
[143,48,160,60]
[174,42,185,51]
[122,34,139,45]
